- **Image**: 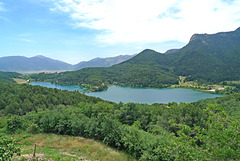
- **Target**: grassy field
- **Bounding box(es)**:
[12,134,136,161]
[13,78,28,84]
[169,76,226,93]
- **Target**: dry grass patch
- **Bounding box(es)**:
[12,133,136,161]
[13,78,28,84]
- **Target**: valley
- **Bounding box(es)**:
[0,27,240,161]
[1,0,240,160]
[26,27,240,95]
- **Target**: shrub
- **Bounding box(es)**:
[27,124,40,134]
[0,136,20,160]
[6,116,23,133]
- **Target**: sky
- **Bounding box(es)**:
[0,0,240,64]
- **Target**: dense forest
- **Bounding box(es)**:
[1,82,240,160]
[28,27,240,89]
[29,63,178,90]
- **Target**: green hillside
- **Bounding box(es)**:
[1,83,240,160]
[0,71,22,83]
[171,27,240,82]
[29,50,179,89]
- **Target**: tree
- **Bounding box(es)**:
[172,105,240,160]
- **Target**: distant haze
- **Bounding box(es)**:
[0,0,239,63]
[0,54,136,73]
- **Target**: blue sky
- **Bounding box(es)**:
[0,0,240,64]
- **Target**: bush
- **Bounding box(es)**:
[6,116,23,133]
[172,105,240,160]
[27,124,40,134]
[0,136,20,160]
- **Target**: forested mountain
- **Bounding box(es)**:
[29,27,240,88]
[29,50,179,89]
[74,54,136,70]
[170,27,240,82]
[0,55,73,72]
[122,27,240,83]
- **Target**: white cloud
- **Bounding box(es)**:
[20,39,35,43]
[0,16,9,22]
[0,2,6,11]
[18,33,33,37]
[51,0,240,44]
[18,33,35,43]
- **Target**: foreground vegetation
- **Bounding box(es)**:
[0,82,240,160]
[10,133,135,161]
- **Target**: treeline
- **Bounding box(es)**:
[1,83,240,160]
[0,71,21,83]
[193,93,240,116]
[28,63,179,89]
[0,83,104,116]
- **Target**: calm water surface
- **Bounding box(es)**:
[30,82,223,104]
[30,82,88,91]
[86,85,223,104]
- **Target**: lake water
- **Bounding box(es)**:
[30,82,223,104]
[30,82,88,91]
[86,85,223,104]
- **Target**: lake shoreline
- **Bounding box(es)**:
[29,82,223,104]
[28,80,224,95]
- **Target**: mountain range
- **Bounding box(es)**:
[73,54,135,70]
[29,27,240,88]
[0,55,72,72]
[0,54,135,73]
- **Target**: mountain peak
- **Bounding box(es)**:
[189,27,240,43]
[138,49,161,55]
[33,55,47,59]
[141,49,157,53]
[0,55,73,72]
[189,33,208,43]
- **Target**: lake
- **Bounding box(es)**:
[30,82,223,104]
[30,82,88,91]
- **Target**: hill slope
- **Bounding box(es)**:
[170,27,240,82]
[29,50,179,88]
[119,27,240,83]
[0,71,22,83]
